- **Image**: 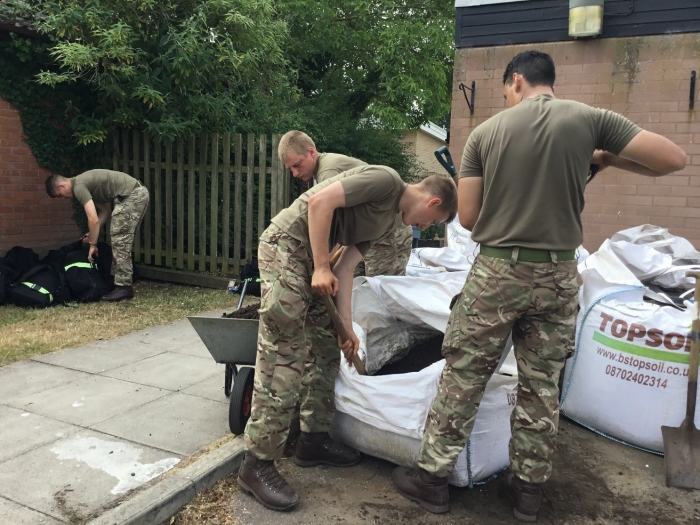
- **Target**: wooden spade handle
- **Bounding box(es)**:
[321,295,367,375]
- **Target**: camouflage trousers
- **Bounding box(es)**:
[418,253,580,483]
[110,185,149,286]
[354,224,412,277]
[244,225,340,460]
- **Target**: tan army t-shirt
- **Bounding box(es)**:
[271,166,406,256]
[315,153,367,183]
[459,95,641,250]
[71,169,138,206]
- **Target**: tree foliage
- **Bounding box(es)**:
[279,0,454,130]
[32,0,292,143]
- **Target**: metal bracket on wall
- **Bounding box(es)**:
[690,71,696,111]
[459,81,475,115]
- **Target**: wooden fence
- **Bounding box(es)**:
[110,130,292,276]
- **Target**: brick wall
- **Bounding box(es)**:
[451,33,700,252]
[0,96,80,256]
[400,129,447,177]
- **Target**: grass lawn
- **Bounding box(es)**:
[0,280,253,368]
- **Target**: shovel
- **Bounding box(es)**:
[661,270,700,489]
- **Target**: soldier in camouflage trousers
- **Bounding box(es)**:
[243,226,342,458]
[418,254,579,482]
[392,50,687,522]
[110,185,149,287]
[45,170,149,302]
[353,223,413,277]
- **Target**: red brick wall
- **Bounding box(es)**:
[0,96,80,256]
[450,34,700,252]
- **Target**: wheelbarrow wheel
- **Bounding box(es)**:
[224,364,237,397]
[229,366,254,435]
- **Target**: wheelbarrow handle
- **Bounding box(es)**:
[434,146,457,178]
[321,295,367,375]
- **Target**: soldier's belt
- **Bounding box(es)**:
[480,245,576,263]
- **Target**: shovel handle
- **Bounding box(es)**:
[686,271,700,424]
[321,295,367,375]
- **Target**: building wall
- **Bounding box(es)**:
[450,33,700,252]
[0,96,80,255]
[456,0,700,49]
[400,130,447,177]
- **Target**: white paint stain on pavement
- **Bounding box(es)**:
[51,435,180,494]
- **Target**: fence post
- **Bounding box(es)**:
[143,132,152,265]
[187,136,196,271]
[198,134,208,271]
[154,140,162,267]
[258,134,267,241]
[246,133,255,264]
[221,133,231,274]
[176,138,185,270]
[165,139,173,268]
[270,134,280,217]
[233,133,243,276]
[210,133,219,273]
[133,130,141,263]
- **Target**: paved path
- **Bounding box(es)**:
[0,311,236,524]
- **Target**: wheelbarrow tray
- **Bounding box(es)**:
[187,316,258,365]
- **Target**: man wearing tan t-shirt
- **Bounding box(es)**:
[45,170,149,302]
[278,130,414,276]
[392,50,687,521]
[237,165,458,512]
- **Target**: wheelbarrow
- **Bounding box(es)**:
[187,284,258,435]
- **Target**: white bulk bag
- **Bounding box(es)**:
[333,325,518,486]
[561,236,697,452]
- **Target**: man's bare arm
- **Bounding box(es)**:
[84,200,101,245]
[307,181,346,296]
[332,244,363,357]
[457,177,484,231]
[615,130,687,176]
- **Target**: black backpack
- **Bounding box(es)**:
[63,248,113,302]
[11,264,71,308]
[238,258,261,297]
[1,247,39,306]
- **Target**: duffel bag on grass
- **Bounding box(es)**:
[64,249,112,302]
[11,264,70,308]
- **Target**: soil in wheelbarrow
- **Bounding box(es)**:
[222,302,260,320]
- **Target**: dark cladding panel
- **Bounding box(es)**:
[456,0,700,48]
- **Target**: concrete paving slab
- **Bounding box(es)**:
[92,393,229,456]
[32,341,165,374]
[0,429,181,522]
[0,361,89,404]
[91,438,245,525]
[100,352,218,391]
[0,496,64,525]
[180,372,228,403]
[0,405,80,463]
[6,376,169,427]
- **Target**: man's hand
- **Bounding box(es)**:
[81,233,90,244]
[88,245,99,263]
[590,150,611,172]
[312,266,339,296]
[338,328,361,365]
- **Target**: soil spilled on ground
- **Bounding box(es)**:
[222,303,260,320]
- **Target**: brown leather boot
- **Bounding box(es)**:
[237,452,299,511]
[294,432,361,467]
[392,466,449,514]
[101,285,134,302]
[506,472,542,522]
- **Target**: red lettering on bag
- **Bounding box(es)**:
[627,323,646,342]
